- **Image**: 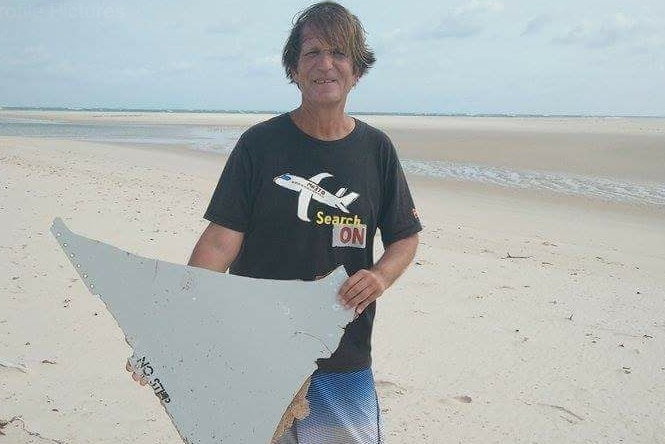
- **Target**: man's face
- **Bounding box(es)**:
[292,25,358,108]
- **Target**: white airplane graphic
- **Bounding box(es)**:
[273,172,359,222]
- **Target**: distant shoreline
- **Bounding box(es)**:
[2,109,664,207]
[1,105,663,119]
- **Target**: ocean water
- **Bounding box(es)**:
[0,117,242,154]
[400,160,665,206]
[2,116,664,207]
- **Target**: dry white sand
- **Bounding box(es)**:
[1,111,664,443]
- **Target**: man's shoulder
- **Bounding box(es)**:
[353,117,392,144]
[352,118,396,158]
[231,114,294,158]
[242,113,292,140]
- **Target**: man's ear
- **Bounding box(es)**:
[290,68,301,87]
[352,66,361,85]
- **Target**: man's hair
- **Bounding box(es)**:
[282,1,376,83]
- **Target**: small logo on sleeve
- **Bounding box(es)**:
[332,223,367,249]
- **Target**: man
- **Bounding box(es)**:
[191,2,421,442]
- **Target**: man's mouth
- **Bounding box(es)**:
[314,79,336,84]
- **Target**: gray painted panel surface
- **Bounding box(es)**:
[50,218,353,443]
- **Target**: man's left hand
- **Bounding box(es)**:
[338,269,387,314]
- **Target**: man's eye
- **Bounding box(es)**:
[302,48,348,60]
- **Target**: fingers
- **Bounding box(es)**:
[125,357,170,405]
[338,269,386,314]
[125,357,148,386]
[132,372,149,386]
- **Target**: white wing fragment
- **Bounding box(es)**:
[50,217,353,444]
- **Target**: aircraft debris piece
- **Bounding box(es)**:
[50,217,352,443]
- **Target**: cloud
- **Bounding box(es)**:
[0,44,63,81]
[205,17,244,35]
[163,61,195,74]
[47,60,77,77]
[429,0,504,39]
[521,14,553,37]
[2,45,50,68]
[245,54,282,77]
[0,2,126,22]
[554,13,644,48]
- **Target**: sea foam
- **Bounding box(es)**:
[401,160,665,206]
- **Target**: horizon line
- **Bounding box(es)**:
[1,105,664,119]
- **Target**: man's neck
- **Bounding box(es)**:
[290,105,355,141]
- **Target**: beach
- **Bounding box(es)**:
[1,110,664,443]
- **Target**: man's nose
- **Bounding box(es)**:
[317,50,335,69]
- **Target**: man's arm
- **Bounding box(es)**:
[188,222,245,272]
[338,233,419,314]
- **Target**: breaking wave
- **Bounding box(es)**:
[401,159,665,206]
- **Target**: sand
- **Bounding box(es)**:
[1,111,664,443]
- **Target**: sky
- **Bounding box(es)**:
[1,0,664,115]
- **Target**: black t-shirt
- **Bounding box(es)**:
[204,113,422,371]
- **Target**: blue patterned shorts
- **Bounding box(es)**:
[277,367,384,444]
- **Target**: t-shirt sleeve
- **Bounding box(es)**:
[203,136,254,233]
[378,142,423,245]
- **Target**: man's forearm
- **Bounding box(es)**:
[371,233,419,289]
[338,233,419,313]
